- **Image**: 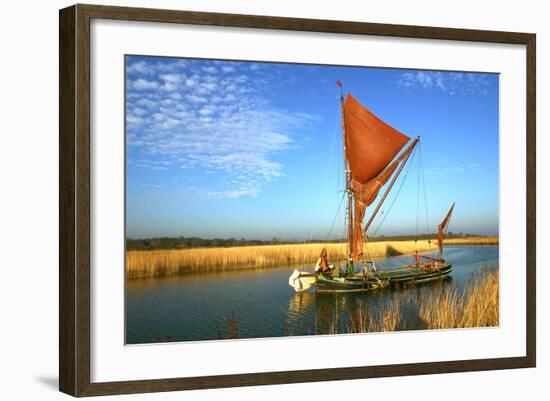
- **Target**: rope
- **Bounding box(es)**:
[303,100,340,246]
[386,253,409,268]
[325,192,346,242]
[415,145,421,244]
[369,146,418,237]
[365,239,377,272]
[419,143,430,236]
[418,143,433,256]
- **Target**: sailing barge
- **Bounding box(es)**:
[288,83,455,293]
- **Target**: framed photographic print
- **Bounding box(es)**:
[59,4,536,397]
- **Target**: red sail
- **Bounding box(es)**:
[351,142,416,260]
[351,161,398,260]
[344,94,410,184]
[343,94,411,260]
[437,203,455,258]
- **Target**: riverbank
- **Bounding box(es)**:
[126,237,498,279]
[444,236,499,245]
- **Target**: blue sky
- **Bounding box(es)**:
[125,55,499,240]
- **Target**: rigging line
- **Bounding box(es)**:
[415,144,421,242]
[339,215,347,261]
[418,143,433,256]
[419,143,430,237]
[365,240,377,269]
[325,191,346,243]
[339,210,348,262]
[386,253,408,268]
[369,146,418,237]
[303,100,341,245]
[370,146,418,236]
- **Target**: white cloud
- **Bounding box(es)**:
[221,65,236,73]
[131,78,159,90]
[202,66,218,74]
[206,188,259,199]
[397,71,492,95]
[185,77,198,87]
[424,161,475,178]
[127,60,155,75]
[126,57,321,199]
[185,94,207,104]
[160,74,183,83]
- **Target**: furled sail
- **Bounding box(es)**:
[437,202,456,258]
[343,94,411,260]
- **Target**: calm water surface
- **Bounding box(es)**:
[126,245,498,344]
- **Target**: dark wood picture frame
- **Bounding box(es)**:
[59,3,536,397]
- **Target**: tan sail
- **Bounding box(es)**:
[437,202,456,258]
[342,93,413,260]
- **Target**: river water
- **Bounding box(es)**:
[126,245,498,344]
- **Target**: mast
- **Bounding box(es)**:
[337,81,353,258]
[362,137,419,235]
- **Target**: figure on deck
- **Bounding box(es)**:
[346,256,355,276]
[415,250,421,269]
[315,248,330,274]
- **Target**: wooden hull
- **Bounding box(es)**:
[314,263,452,293]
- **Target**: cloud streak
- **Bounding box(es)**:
[126,57,320,199]
[397,71,493,96]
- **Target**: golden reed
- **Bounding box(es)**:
[126,240,438,279]
[444,236,499,246]
[419,266,499,329]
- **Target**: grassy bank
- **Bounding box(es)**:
[126,240,437,279]
[126,236,498,279]
[444,236,499,245]
[418,266,499,328]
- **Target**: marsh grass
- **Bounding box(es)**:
[444,236,499,245]
[419,266,499,329]
[345,294,402,333]
[126,240,437,279]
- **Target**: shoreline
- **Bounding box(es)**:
[126,237,498,280]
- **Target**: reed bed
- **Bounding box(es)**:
[419,266,499,329]
[444,236,499,245]
[126,240,437,279]
[346,294,402,333]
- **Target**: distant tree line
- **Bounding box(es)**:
[126,232,485,251]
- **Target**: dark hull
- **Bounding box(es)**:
[315,263,452,293]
